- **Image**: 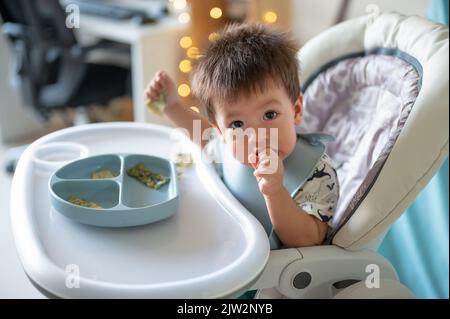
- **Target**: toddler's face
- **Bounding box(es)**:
[212,81,303,167]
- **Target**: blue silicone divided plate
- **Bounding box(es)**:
[48,154,179,227]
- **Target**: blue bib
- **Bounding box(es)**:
[220,133,334,249]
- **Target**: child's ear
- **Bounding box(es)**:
[294,95,303,126]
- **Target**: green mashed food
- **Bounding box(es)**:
[146,90,167,116]
[127,163,170,189]
[68,196,102,209]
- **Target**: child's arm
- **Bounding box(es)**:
[250,150,329,247]
[144,71,213,149]
[264,188,329,247]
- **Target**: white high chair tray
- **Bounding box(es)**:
[11,122,269,298]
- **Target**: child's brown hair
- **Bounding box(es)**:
[191,23,301,123]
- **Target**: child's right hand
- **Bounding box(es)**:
[144,71,179,114]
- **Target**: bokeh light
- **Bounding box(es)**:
[179,59,192,73]
[187,46,200,59]
[178,12,191,24]
[173,0,187,10]
[179,36,193,49]
[208,32,220,42]
[263,11,277,23]
[210,7,223,19]
[178,84,191,97]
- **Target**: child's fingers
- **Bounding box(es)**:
[154,72,162,83]
[256,144,276,157]
[144,83,156,97]
[254,158,270,173]
[147,72,165,89]
[258,147,278,165]
[157,71,165,82]
[147,91,159,101]
[152,81,163,92]
[159,72,176,91]
[253,169,266,178]
[145,86,160,100]
[249,154,263,183]
[257,152,273,166]
[145,81,163,98]
[144,82,152,94]
[248,153,258,170]
[253,170,272,185]
[155,70,164,80]
[144,70,175,105]
[254,157,278,175]
[145,83,156,95]
[254,169,274,180]
[150,76,163,89]
[144,88,153,100]
[155,71,168,85]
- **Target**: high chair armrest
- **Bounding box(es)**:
[250,245,402,298]
[248,248,303,292]
[332,279,414,299]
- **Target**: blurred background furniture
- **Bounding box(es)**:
[67,0,185,125]
[0,0,131,121]
[0,0,132,172]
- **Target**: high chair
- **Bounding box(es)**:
[251,11,449,298]
[10,12,448,298]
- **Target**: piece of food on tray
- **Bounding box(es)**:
[91,169,116,179]
[173,152,193,176]
[68,195,102,209]
[127,163,170,189]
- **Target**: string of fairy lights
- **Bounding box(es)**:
[168,0,279,113]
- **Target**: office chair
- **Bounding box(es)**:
[0,0,131,119]
[0,0,131,172]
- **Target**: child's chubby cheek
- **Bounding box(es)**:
[226,141,252,166]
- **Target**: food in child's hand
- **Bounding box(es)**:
[91,169,116,179]
[146,90,167,116]
[127,163,170,189]
[68,196,102,209]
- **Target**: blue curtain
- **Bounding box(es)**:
[377,0,449,299]
[428,0,449,25]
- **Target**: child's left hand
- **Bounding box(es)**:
[248,148,285,197]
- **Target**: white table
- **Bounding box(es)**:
[10,122,270,298]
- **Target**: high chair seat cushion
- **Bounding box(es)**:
[300,53,421,242]
[298,12,449,250]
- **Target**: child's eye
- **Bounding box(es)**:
[263,111,278,120]
[230,120,244,129]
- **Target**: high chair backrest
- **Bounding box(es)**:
[298,12,449,250]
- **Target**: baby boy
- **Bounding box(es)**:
[145,23,339,247]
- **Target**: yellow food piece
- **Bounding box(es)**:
[146,91,167,116]
[173,152,193,176]
[68,196,102,209]
[91,169,115,179]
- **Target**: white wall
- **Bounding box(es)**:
[290,0,429,45]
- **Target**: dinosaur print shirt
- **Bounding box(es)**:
[204,131,339,228]
[292,153,339,227]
